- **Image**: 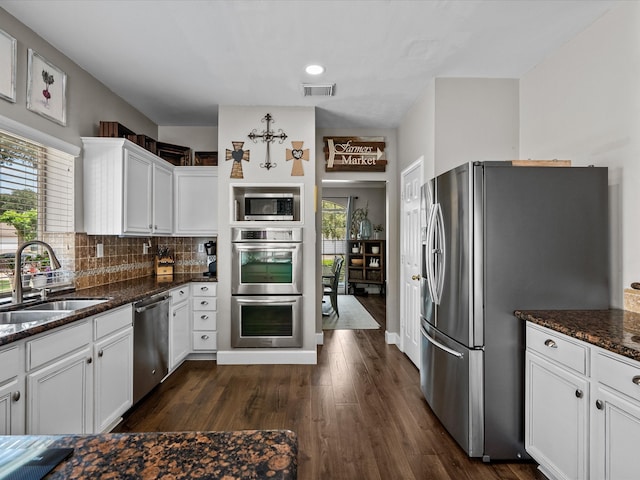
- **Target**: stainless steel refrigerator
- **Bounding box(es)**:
[420,161,609,461]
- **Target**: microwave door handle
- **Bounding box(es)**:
[425,205,439,304]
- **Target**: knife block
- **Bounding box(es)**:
[155,256,174,276]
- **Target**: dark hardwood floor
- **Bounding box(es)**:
[115,293,541,480]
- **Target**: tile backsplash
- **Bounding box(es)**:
[75,234,215,289]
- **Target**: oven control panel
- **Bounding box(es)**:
[232,227,302,242]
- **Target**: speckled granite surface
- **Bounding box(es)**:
[515,309,640,362]
[2,430,297,479]
[0,275,215,347]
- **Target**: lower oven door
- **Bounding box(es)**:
[231,295,303,348]
[231,243,302,295]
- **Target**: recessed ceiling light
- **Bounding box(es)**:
[305,64,325,75]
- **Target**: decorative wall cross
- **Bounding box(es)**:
[225,141,250,179]
[248,113,288,170]
[286,141,309,176]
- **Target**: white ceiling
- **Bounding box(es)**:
[1,0,618,129]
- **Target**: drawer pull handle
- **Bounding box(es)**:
[201,334,210,340]
[12,391,20,402]
[201,315,209,320]
[201,301,208,306]
[179,290,185,295]
[575,389,583,399]
[544,339,557,348]
[201,286,208,291]
[596,399,604,410]
[633,376,640,386]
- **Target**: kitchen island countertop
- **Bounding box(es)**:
[1,430,297,479]
[515,308,640,362]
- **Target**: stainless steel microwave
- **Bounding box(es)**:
[244,193,294,221]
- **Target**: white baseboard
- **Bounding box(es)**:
[217,349,318,365]
[385,330,400,345]
[316,332,324,345]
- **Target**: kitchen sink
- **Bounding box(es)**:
[0,310,74,324]
[22,299,109,311]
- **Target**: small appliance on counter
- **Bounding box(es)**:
[155,245,174,277]
[204,240,216,277]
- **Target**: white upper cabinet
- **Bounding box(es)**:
[82,137,174,236]
[173,166,218,236]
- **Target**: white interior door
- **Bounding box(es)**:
[400,159,423,368]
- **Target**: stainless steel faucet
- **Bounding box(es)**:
[12,240,62,304]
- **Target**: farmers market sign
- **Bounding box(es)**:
[323,136,387,172]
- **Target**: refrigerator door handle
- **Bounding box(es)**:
[434,203,446,303]
[420,325,464,359]
[425,204,439,304]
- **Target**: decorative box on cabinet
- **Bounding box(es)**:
[93,305,133,433]
[0,344,25,435]
[346,240,385,294]
[82,137,173,236]
[191,283,217,352]
[170,286,191,369]
[173,166,218,236]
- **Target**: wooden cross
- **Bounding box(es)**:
[286,141,310,176]
[248,113,287,170]
[225,141,250,179]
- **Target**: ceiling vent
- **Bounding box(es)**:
[302,83,335,97]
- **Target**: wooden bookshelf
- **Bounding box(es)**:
[347,239,385,294]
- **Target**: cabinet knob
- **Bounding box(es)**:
[154,225,158,229]
[201,334,210,340]
[544,339,557,348]
[632,376,640,386]
[201,286,208,291]
[575,389,583,399]
[11,391,20,402]
[98,349,104,357]
[596,399,604,410]
[173,312,176,317]
[148,224,153,229]
[201,314,209,320]
[87,357,93,364]
[201,300,208,306]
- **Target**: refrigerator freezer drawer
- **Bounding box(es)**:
[420,322,484,457]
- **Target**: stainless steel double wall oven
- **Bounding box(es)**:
[231,227,303,347]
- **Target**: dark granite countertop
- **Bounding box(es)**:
[1,430,297,479]
[515,309,640,362]
[0,274,216,347]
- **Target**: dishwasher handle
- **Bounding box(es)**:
[135,294,170,313]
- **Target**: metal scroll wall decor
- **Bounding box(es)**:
[248,113,288,170]
[286,141,309,176]
[225,141,250,179]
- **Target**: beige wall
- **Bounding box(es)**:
[520,2,640,307]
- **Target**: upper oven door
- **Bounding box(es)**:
[231,242,303,295]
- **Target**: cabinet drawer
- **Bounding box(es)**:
[170,286,189,305]
[594,351,640,403]
[27,321,92,371]
[192,310,217,331]
[94,305,133,340]
[526,324,588,375]
[0,346,20,383]
[191,283,216,297]
[192,331,217,351]
[192,297,217,311]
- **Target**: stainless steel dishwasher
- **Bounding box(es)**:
[133,293,170,404]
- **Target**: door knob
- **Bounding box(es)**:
[411,274,420,281]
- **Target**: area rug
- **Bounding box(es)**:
[322,295,380,330]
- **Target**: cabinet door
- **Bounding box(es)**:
[592,385,640,480]
[94,328,133,432]
[170,300,190,369]
[153,163,173,234]
[174,168,218,235]
[27,346,93,434]
[0,377,25,435]
[526,351,589,480]
[123,149,153,234]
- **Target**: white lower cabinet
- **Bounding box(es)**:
[191,283,217,352]
[170,286,191,369]
[0,345,24,435]
[26,320,94,434]
[93,305,133,432]
[526,323,640,480]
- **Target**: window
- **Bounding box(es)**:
[321,198,347,291]
[0,129,74,295]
